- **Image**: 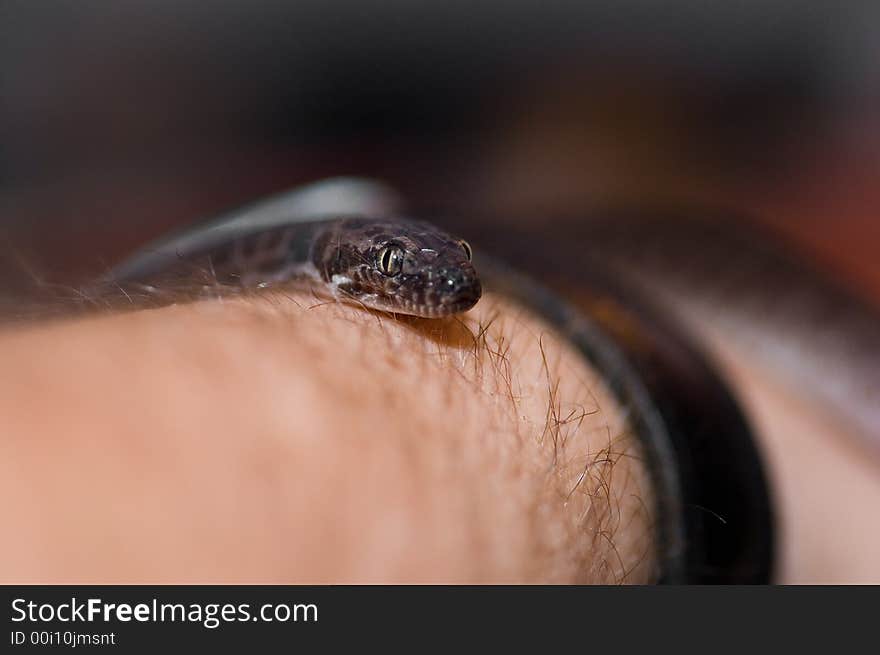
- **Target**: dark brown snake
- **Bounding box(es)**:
[108,178,481,318]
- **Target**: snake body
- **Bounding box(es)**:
[108,179,481,318]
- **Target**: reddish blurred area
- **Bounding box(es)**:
[746,134,880,305]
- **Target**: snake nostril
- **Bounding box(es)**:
[438,268,462,288]
[436,267,480,303]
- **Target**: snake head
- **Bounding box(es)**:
[313,218,482,318]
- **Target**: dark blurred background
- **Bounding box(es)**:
[1,1,878,301]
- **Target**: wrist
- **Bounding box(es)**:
[0,290,655,582]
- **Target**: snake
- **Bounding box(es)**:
[107,178,481,318]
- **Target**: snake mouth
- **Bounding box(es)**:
[369,286,481,318]
[337,291,480,318]
[414,283,483,317]
[414,296,481,318]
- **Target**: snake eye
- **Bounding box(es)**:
[377,245,404,276]
[460,240,473,261]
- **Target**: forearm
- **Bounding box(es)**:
[0,292,654,583]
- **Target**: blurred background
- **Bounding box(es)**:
[1,1,878,297]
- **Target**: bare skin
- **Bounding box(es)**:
[0,291,654,583]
